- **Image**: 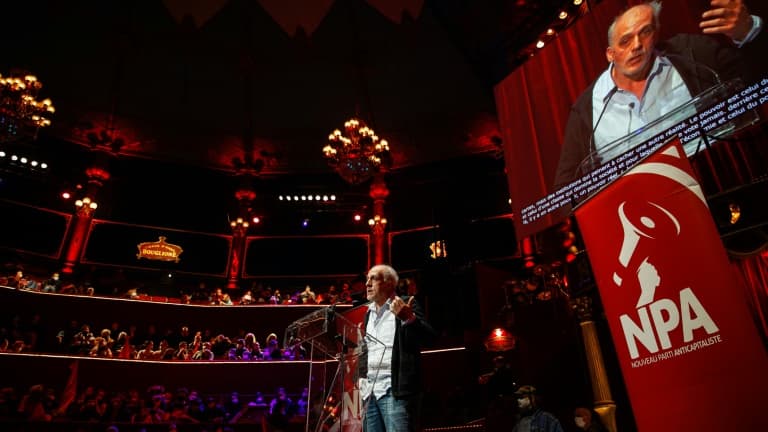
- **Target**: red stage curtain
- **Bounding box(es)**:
[732,254,768,341]
[495,0,626,237]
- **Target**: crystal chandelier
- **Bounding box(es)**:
[322,118,391,184]
[0,72,55,143]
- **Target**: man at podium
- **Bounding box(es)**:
[358,264,435,432]
[553,0,765,188]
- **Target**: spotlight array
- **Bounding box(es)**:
[515,0,592,63]
[278,194,336,202]
[0,150,48,170]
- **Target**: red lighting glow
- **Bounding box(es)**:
[484,327,517,351]
[353,214,362,222]
[562,231,575,248]
[61,192,71,199]
[252,216,261,224]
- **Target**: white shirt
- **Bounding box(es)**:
[592,54,693,162]
[361,298,396,401]
[590,17,764,164]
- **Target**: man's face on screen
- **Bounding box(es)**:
[607,5,657,82]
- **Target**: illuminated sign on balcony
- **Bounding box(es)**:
[136,236,183,262]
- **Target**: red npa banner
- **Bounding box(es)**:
[338,305,368,432]
[574,139,768,431]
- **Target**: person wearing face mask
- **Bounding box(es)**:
[511,385,564,432]
[573,407,606,432]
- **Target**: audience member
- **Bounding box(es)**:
[9,270,24,290]
[574,407,607,432]
[512,385,563,432]
[42,272,61,293]
[265,333,282,360]
[239,290,255,305]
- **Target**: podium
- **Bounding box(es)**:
[285,306,383,432]
[566,78,768,431]
[568,78,760,205]
[574,78,760,186]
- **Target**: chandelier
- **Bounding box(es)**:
[322,118,391,184]
[0,72,55,143]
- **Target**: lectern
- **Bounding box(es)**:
[285,306,383,432]
[574,78,758,182]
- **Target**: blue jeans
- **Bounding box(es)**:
[363,389,412,432]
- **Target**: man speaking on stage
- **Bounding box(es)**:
[358,264,435,432]
[553,0,765,188]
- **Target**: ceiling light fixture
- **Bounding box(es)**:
[323,118,391,185]
[75,196,98,212]
[0,72,55,144]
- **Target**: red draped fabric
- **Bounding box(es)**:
[495,0,626,237]
[162,0,424,34]
[495,0,768,338]
[732,254,768,341]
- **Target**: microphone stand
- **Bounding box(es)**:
[583,85,619,175]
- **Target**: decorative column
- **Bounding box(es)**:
[226,188,255,290]
[61,167,110,274]
[571,296,618,432]
[368,174,389,265]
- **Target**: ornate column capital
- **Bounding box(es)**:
[369,175,390,201]
[571,295,594,322]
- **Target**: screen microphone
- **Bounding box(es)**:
[627,102,635,135]
[583,85,619,174]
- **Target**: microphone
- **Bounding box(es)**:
[627,102,635,135]
[582,85,619,174]
[659,51,721,87]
